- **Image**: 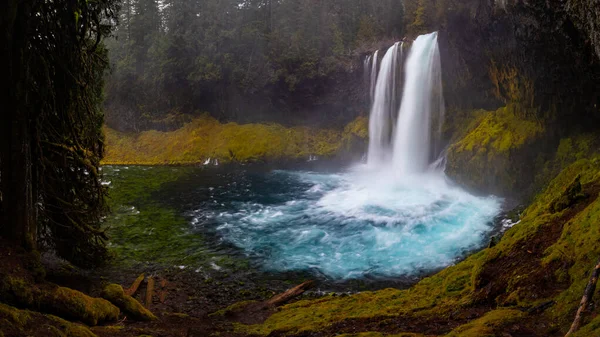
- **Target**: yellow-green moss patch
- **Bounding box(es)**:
[444,309,525,337]
[451,105,543,154]
[209,300,259,317]
[445,105,545,196]
[42,287,120,326]
[240,250,487,335]
[101,284,156,321]
[103,114,367,165]
[0,303,98,337]
[338,333,424,337]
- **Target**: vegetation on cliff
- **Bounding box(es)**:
[103,114,368,165]
[445,105,546,197]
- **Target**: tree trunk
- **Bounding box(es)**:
[0,0,37,251]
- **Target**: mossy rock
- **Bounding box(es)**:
[0,275,38,307]
[444,309,525,336]
[0,273,119,327]
[101,284,156,321]
[549,174,587,213]
[41,287,119,326]
[209,300,259,317]
[0,302,97,337]
[446,105,545,197]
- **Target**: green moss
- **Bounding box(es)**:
[572,314,600,336]
[42,287,120,326]
[101,284,156,321]
[240,251,487,335]
[0,276,37,307]
[338,333,424,337]
[444,309,525,337]
[446,105,545,196]
[209,300,258,317]
[451,105,543,154]
[0,302,30,327]
[0,303,97,337]
[47,315,97,337]
[103,114,367,165]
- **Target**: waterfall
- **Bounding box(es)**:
[365,32,445,175]
[367,43,401,166]
[392,32,444,174]
[369,50,379,101]
[363,55,372,88]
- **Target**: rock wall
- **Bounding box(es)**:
[401,0,600,199]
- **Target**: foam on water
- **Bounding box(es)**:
[210,165,501,280]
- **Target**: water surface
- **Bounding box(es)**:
[104,164,501,281]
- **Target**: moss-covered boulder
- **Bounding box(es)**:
[445,309,525,337]
[101,284,156,321]
[446,105,546,197]
[0,275,119,327]
[41,287,120,326]
[0,302,97,337]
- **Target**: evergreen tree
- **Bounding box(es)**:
[0,0,118,267]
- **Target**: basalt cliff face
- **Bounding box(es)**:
[406,0,600,199]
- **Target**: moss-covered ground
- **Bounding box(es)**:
[103,114,368,165]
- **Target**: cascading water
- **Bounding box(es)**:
[363,55,372,88]
[366,32,444,173]
[393,32,445,174]
[367,43,402,166]
[139,31,504,282]
[369,50,379,101]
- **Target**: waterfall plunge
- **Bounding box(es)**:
[393,32,445,174]
[367,43,402,166]
[367,32,444,175]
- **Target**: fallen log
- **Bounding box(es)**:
[124,273,145,296]
[145,276,155,308]
[565,257,600,336]
[266,281,313,307]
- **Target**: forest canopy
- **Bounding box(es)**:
[104,0,406,131]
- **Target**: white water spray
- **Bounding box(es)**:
[366,32,444,174]
[393,32,444,174]
[367,43,402,166]
[363,55,372,88]
[369,50,379,101]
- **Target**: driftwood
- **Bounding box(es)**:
[159,290,167,303]
[565,257,600,336]
[266,281,314,307]
[125,273,145,296]
[160,279,168,288]
[158,278,168,303]
[145,276,155,308]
